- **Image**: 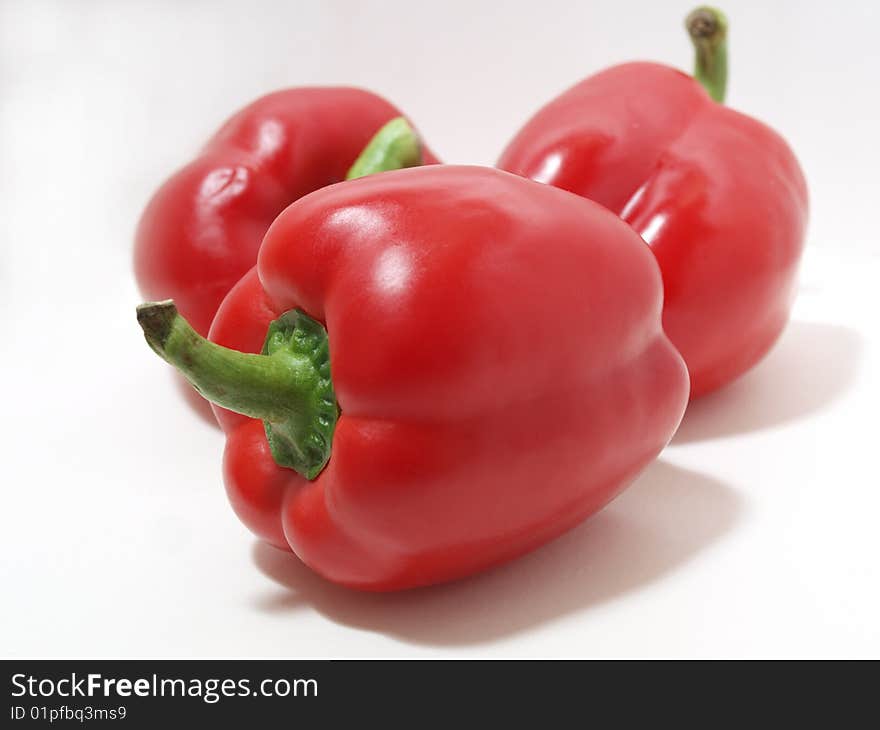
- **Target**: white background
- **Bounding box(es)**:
[1,0,878,657]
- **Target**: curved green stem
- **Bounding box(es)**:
[137,300,338,479]
[346,117,422,180]
[686,6,728,103]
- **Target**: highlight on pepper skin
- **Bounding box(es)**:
[138,165,690,591]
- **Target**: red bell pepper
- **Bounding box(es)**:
[498,7,808,397]
[134,87,436,338]
[137,165,689,591]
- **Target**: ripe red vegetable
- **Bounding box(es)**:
[498,8,808,397]
[137,166,689,591]
[134,87,436,338]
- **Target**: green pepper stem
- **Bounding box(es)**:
[345,117,422,180]
[138,300,303,421]
[137,300,338,478]
[686,6,728,103]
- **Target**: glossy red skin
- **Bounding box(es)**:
[207,165,689,591]
[498,62,809,398]
[134,87,437,338]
